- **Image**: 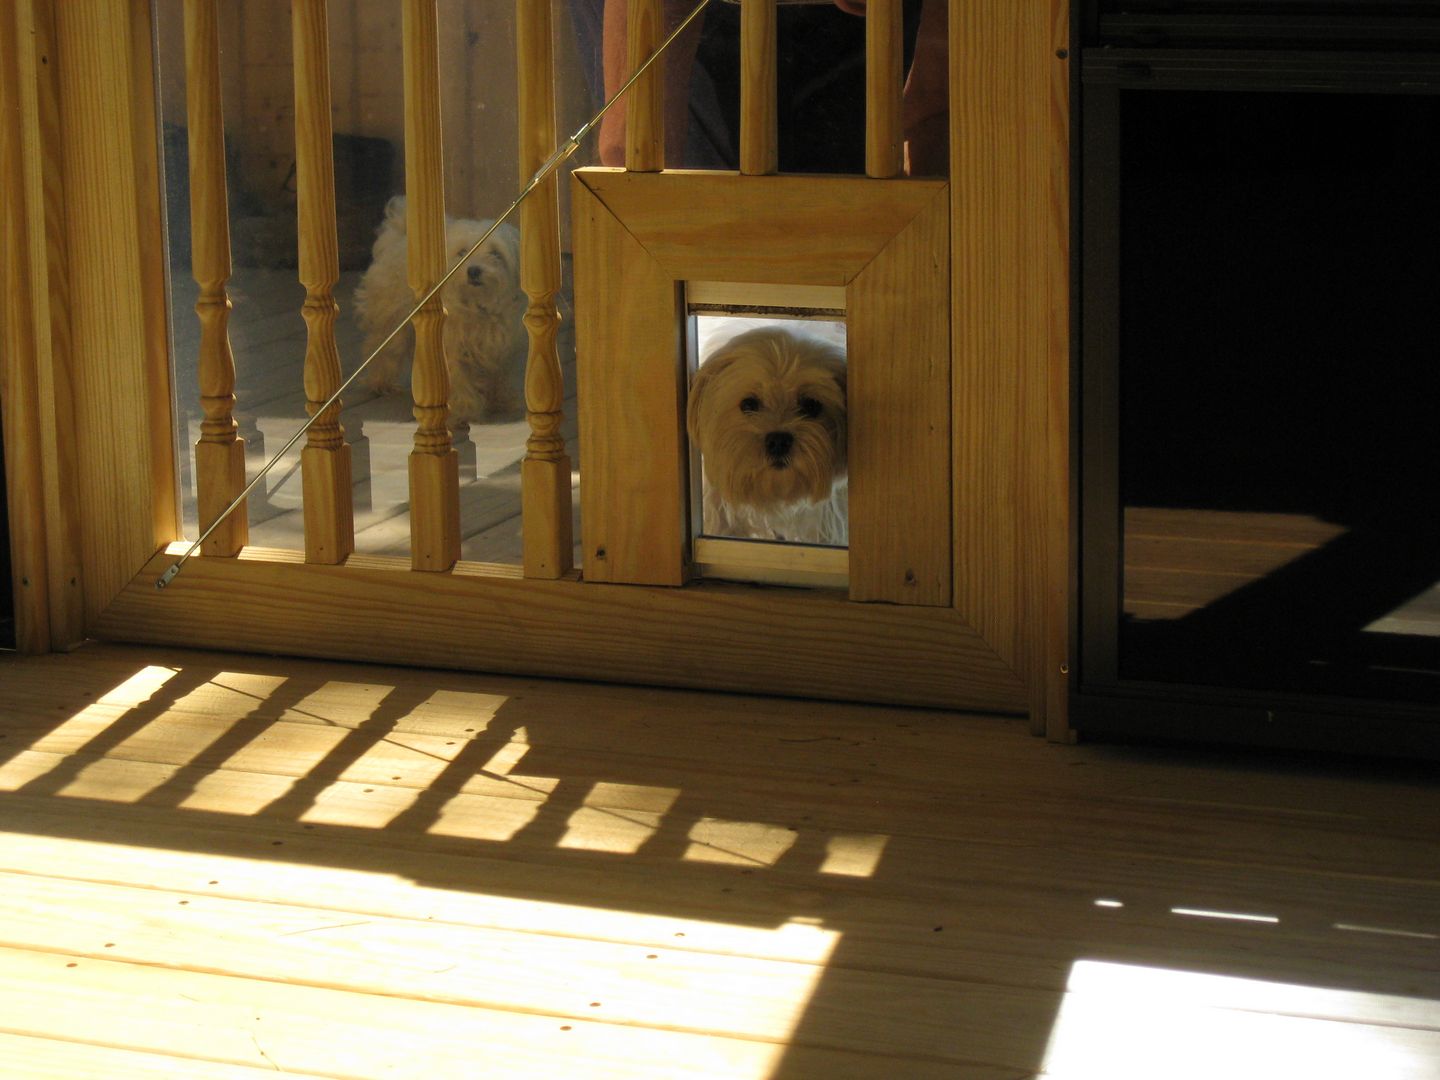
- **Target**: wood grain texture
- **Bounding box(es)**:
[292,0,355,566]
[0,0,51,652]
[401,0,459,571]
[846,184,951,605]
[951,0,1072,739]
[4,642,1439,1075]
[516,0,574,580]
[1041,0,1072,740]
[950,2,1022,678]
[577,170,945,284]
[739,0,778,176]
[99,545,1026,712]
[54,0,174,625]
[3,0,85,650]
[625,0,664,171]
[865,0,904,178]
[183,0,248,560]
[573,178,689,586]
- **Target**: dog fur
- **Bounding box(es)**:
[353,196,527,423]
[687,325,848,546]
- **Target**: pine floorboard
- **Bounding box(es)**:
[1,643,1438,1078]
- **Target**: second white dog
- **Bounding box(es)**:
[687,325,848,546]
[353,196,527,423]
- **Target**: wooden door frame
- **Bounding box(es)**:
[2,0,1068,729]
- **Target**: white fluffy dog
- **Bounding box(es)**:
[687,325,848,546]
[353,196,527,423]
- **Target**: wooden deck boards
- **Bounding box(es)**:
[1,643,1438,1078]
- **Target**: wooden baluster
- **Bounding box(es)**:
[739,0,777,175]
[401,0,460,571]
[516,0,573,578]
[866,0,904,178]
[184,0,248,556]
[625,0,664,171]
[292,0,355,565]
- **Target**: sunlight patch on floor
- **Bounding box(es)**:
[818,833,888,877]
[685,818,799,867]
[559,783,682,855]
[1042,959,1440,1080]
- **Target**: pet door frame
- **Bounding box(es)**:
[574,168,952,607]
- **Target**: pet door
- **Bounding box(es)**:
[686,282,849,589]
[574,168,951,607]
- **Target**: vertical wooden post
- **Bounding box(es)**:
[292,0,355,565]
[184,0,248,556]
[401,0,460,571]
[516,0,574,578]
[2,0,85,650]
[865,0,904,178]
[625,0,664,171]
[739,0,777,175]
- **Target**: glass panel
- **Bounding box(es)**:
[158,0,589,564]
[1116,89,1440,703]
[691,314,848,547]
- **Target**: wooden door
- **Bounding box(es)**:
[1,0,1068,729]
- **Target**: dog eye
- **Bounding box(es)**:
[739,396,761,413]
[797,396,823,419]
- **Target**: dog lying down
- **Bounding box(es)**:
[687,325,848,547]
[353,196,528,423]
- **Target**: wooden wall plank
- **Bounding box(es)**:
[951,4,1020,678]
[52,0,175,627]
[4,0,85,650]
[0,0,53,652]
[574,178,688,587]
[100,546,1028,713]
[846,185,950,605]
[578,170,943,284]
[951,0,1072,737]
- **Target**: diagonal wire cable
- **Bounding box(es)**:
[159,0,713,589]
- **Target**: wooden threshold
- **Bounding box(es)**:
[95,544,1027,713]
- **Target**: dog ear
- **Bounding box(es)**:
[494,223,522,282]
[686,351,741,442]
[828,352,847,398]
[382,195,408,236]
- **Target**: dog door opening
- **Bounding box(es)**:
[686,283,849,586]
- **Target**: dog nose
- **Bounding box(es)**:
[764,431,794,460]
[467,266,484,285]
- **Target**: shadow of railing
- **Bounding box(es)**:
[1,648,1438,1076]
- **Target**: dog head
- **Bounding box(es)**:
[442,215,522,318]
[687,326,847,510]
[369,196,522,318]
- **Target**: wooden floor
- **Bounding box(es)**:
[1,643,1439,1078]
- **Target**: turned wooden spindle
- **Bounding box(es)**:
[292,0,355,565]
[865,0,904,178]
[739,0,778,175]
[625,0,664,171]
[516,0,574,578]
[184,0,248,556]
[401,0,460,571]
